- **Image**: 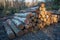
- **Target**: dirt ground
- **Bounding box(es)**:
[0,22,60,40]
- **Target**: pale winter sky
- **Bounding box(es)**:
[25,0,45,2]
[6,0,45,2]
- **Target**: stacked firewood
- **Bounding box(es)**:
[3,12,36,39]
[3,11,60,39]
[3,9,60,39]
[38,11,58,28]
[22,12,58,32]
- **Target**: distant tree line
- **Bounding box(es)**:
[54,0,60,5]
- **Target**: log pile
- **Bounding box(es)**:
[3,11,60,39]
[3,3,60,39]
[3,22,15,39]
